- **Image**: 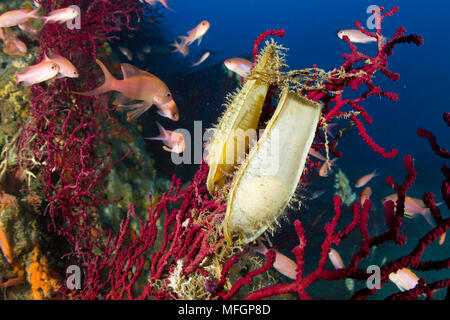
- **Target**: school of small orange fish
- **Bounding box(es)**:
[0,2,256,155]
[0,1,443,296]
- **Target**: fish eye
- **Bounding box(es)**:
[166,92,171,97]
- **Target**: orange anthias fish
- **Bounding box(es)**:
[355,169,378,188]
[15,60,60,86]
[171,39,189,57]
[42,7,79,24]
[43,53,78,79]
[75,60,179,122]
[360,186,372,206]
[319,158,338,177]
[3,37,27,56]
[253,239,298,280]
[438,232,446,246]
[0,8,40,28]
[143,0,174,12]
[0,224,12,263]
[224,57,253,78]
[389,268,420,293]
[382,194,438,228]
[192,51,210,67]
[145,121,185,153]
[337,29,377,44]
[179,21,210,46]
[0,28,27,56]
[328,248,345,269]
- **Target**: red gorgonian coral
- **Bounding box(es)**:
[18,0,142,258]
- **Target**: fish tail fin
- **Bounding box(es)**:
[179,35,191,46]
[144,122,167,141]
[373,168,379,177]
[152,121,169,140]
[171,40,188,56]
[171,40,181,53]
[421,208,436,228]
[162,1,175,12]
[75,59,115,96]
[29,7,41,19]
